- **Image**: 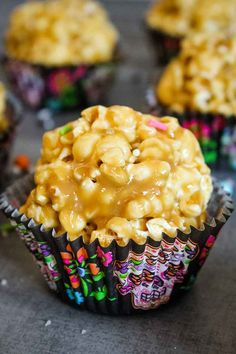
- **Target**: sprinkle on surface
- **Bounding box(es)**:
[132,149,140,157]
[59,125,73,136]
[45,320,52,327]
[148,119,168,131]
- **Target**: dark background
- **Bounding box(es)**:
[0,1,235,354]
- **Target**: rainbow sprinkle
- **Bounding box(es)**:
[59,125,73,136]
[148,119,168,131]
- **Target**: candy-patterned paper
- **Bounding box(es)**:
[0,176,233,314]
[4,58,115,111]
[114,238,199,310]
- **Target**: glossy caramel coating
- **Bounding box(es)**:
[146,0,196,37]
[20,105,212,246]
[146,0,236,37]
[5,0,118,66]
[157,33,236,115]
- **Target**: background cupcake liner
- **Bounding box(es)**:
[0,174,233,315]
[147,28,181,66]
[146,88,236,169]
[3,57,116,112]
[0,92,22,187]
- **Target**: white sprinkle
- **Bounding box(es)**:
[81,329,87,335]
[146,88,157,107]
[45,320,52,327]
[174,347,177,350]
[1,279,8,286]
[132,149,140,157]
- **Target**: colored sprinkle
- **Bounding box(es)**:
[59,125,73,136]
[148,119,168,131]
[14,155,30,171]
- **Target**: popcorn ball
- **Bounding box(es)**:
[20,105,213,246]
[146,0,197,37]
[146,0,236,37]
[157,33,236,115]
[145,0,236,65]
[5,0,118,66]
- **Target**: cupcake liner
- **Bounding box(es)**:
[221,122,236,170]
[146,88,236,169]
[147,28,181,66]
[167,110,225,167]
[0,92,22,187]
[0,174,233,315]
[3,56,117,112]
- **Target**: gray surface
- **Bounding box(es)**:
[0,1,236,354]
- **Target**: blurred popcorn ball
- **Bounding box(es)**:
[3,0,119,111]
[151,33,236,169]
[145,0,236,65]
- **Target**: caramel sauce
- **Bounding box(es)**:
[20,105,212,246]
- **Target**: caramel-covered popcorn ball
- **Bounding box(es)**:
[146,0,236,37]
[192,0,236,36]
[146,0,197,37]
[5,0,118,66]
[0,83,9,133]
[20,105,213,246]
[157,33,236,115]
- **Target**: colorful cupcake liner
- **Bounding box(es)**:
[146,88,236,169]
[0,174,233,315]
[221,121,236,170]
[0,92,22,187]
[3,57,117,112]
[147,28,181,65]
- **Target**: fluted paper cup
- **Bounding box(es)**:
[3,56,117,112]
[0,174,233,314]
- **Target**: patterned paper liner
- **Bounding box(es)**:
[147,28,181,65]
[146,88,236,169]
[0,174,233,315]
[0,92,22,186]
[221,121,236,170]
[3,56,117,112]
